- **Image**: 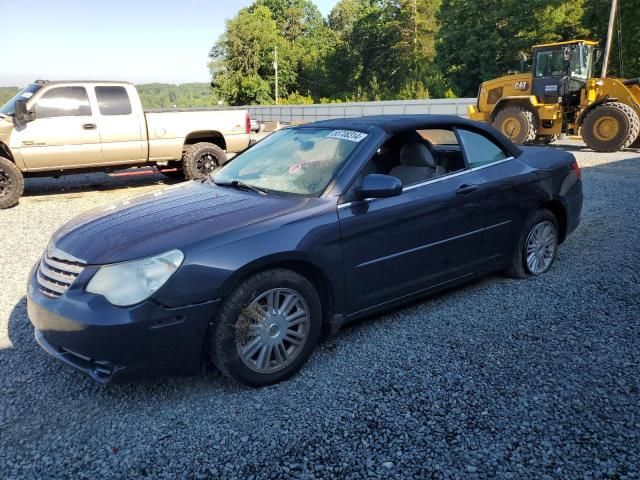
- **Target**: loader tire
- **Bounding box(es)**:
[581,102,640,152]
[493,106,537,145]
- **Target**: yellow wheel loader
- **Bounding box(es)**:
[468,40,640,151]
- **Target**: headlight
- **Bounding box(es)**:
[86,249,184,307]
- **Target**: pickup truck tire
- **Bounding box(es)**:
[0,157,24,209]
[182,142,227,180]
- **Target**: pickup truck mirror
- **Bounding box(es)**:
[14,100,35,129]
[355,174,403,200]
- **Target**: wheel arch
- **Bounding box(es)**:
[541,199,568,243]
[217,254,339,338]
[184,131,226,151]
[490,96,540,122]
[576,98,617,126]
[0,141,15,163]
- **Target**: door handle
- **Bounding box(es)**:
[82,123,96,130]
[456,184,478,195]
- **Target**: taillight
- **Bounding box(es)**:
[245,112,251,134]
[571,160,581,179]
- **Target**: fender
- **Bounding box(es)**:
[575,97,617,126]
[490,96,541,121]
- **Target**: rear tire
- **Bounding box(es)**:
[492,106,537,145]
[182,142,226,180]
[211,269,322,387]
[505,210,559,279]
[0,157,24,209]
[581,102,640,152]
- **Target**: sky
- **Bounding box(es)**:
[0,0,339,87]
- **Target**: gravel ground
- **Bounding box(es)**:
[0,140,638,479]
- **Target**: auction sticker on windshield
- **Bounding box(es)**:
[326,130,368,142]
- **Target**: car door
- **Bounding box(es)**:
[338,154,485,316]
[94,85,147,164]
[456,128,537,263]
[12,86,102,170]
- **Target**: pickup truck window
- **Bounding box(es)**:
[95,86,132,116]
[0,83,42,116]
[35,87,91,118]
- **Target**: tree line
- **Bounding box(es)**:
[0,84,219,110]
[210,0,639,105]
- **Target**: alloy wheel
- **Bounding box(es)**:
[235,288,311,374]
[525,220,557,274]
[196,153,219,175]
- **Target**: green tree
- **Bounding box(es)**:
[436,0,589,97]
[0,87,19,106]
[210,6,281,105]
[583,0,640,78]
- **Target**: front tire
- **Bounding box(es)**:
[0,157,24,209]
[505,210,559,279]
[581,102,640,152]
[492,106,537,145]
[182,142,227,180]
[211,269,322,387]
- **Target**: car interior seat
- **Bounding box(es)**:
[389,142,438,185]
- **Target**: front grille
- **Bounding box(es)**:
[37,251,86,297]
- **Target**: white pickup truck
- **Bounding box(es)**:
[0,80,253,208]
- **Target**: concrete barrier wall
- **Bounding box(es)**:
[233,98,477,123]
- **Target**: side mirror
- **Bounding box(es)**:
[14,100,35,129]
[355,174,402,200]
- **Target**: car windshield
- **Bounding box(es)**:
[0,84,42,116]
[213,127,366,196]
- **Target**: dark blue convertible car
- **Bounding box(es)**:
[27,115,583,386]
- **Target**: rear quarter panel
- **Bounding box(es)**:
[477,146,579,259]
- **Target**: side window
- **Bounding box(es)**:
[355,129,467,193]
[95,86,132,115]
[457,129,508,168]
[535,49,565,77]
[417,129,458,146]
[34,87,91,118]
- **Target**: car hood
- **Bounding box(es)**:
[51,181,307,264]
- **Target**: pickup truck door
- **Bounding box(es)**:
[13,86,102,170]
[93,85,147,164]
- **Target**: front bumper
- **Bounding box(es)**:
[27,271,219,383]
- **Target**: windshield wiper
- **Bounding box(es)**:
[213,179,267,195]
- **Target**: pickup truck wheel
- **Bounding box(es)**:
[211,268,322,387]
[182,142,226,180]
[0,157,24,209]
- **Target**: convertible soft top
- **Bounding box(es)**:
[303,114,523,157]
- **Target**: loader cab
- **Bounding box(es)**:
[531,41,597,106]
